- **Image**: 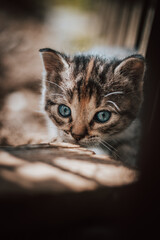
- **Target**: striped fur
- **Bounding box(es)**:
[40,48,146,167]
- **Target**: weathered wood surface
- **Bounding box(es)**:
[0,143,138,194]
[0,144,141,239]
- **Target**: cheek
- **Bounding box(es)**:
[88,128,101,137]
[90,114,121,135]
[50,109,72,128]
[59,130,72,141]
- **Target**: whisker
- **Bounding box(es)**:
[50,93,67,101]
[101,139,118,152]
[107,100,120,112]
[100,140,121,160]
[45,80,65,92]
[99,140,112,152]
[125,90,138,95]
[107,105,118,113]
[104,91,123,98]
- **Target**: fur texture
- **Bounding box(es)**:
[39,48,146,168]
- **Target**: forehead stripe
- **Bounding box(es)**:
[85,58,94,84]
[81,58,94,102]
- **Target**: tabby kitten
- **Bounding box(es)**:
[39,48,146,168]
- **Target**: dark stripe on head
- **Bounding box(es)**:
[77,78,83,101]
[66,89,74,103]
[82,56,90,72]
[99,63,111,84]
[86,79,102,107]
[73,55,90,77]
[93,60,99,76]
[73,57,81,77]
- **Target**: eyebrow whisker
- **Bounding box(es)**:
[104,91,123,98]
[50,93,66,99]
[45,80,65,92]
[107,105,118,113]
[107,100,120,112]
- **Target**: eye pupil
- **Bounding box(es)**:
[95,110,111,123]
[58,104,71,117]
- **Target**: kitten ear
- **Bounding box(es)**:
[39,48,69,73]
[114,54,146,83]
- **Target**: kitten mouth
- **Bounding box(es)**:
[63,138,80,146]
[63,138,98,147]
[79,138,100,147]
[62,132,100,146]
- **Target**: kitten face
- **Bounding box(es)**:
[40,48,145,147]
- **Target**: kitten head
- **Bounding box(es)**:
[40,48,146,146]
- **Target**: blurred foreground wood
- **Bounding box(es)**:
[0,143,139,239]
[0,142,138,193]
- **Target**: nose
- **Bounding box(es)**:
[71,133,85,141]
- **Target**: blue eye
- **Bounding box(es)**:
[58,104,71,118]
[94,110,111,123]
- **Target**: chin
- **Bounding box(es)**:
[60,133,100,148]
[79,140,100,148]
[62,136,77,145]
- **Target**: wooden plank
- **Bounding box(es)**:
[0,142,139,238]
[0,143,138,194]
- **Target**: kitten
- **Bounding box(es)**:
[39,48,146,168]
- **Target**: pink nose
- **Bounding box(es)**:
[71,133,85,141]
